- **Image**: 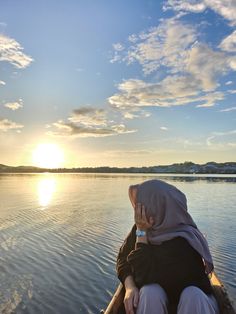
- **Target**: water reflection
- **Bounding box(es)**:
[38,177,56,207]
[0,173,235,313]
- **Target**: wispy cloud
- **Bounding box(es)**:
[207,130,236,147]
[109,18,235,112]
[0,80,5,85]
[164,0,236,26]
[4,100,23,110]
[111,19,197,75]
[0,34,33,68]
[113,43,125,51]
[219,106,236,112]
[47,106,136,138]
[122,109,151,120]
[220,30,236,52]
[228,90,236,94]
[225,81,233,85]
[0,118,24,132]
[160,126,168,131]
[108,78,225,109]
[110,43,125,63]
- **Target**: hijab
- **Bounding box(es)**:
[129,179,214,274]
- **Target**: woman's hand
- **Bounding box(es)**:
[124,286,139,314]
[124,276,139,314]
[134,203,154,231]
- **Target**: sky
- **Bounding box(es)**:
[0,0,236,168]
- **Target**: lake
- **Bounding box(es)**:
[0,173,235,313]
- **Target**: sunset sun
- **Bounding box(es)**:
[32,143,64,169]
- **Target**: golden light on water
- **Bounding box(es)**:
[32,143,64,169]
[38,178,56,207]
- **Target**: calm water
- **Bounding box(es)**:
[0,173,235,313]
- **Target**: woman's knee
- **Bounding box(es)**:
[139,283,168,303]
[180,286,206,300]
[178,286,219,314]
[179,286,208,303]
[137,284,168,314]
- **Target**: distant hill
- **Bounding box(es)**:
[0,162,236,174]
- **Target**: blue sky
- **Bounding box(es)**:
[0,0,236,167]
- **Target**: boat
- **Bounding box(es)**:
[102,272,235,314]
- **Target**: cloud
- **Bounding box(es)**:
[4,100,23,110]
[47,106,136,138]
[160,126,168,131]
[0,80,5,85]
[164,0,236,25]
[112,19,197,75]
[108,77,225,109]
[0,118,24,132]
[109,18,236,111]
[195,92,225,107]
[122,109,151,119]
[219,106,236,112]
[220,30,236,52]
[113,43,125,51]
[68,106,107,126]
[185,43,231,91]
[225,81,233,85]
[206,130,236,147]
[0,34,33,68]
[128,34,138,43]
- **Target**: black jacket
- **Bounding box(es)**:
[116,224,213,304]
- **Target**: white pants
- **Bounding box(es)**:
[136,284,219,314]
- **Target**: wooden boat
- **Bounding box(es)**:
[102,272,235,314]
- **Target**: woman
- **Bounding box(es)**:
[116,179,219,314]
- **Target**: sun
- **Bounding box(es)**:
[32,143,64,169]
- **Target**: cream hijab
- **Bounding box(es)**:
[129,179,214,274]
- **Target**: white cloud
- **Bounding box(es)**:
[113,43,125,51]
[0,118,24,132]
[207,130,236,147]
[122,109,151,119]
[0,34,33,68]
[4,100,23,110]
[164,0,236,25]
[0,80,5,85]
[195,92,225,107]
[220,30,236,52]
[160,126,168,131]
[228,89,236,94]
[109,18,236,111]
[219,106,236,112]
[111,20,234,88]
[48,106,136,138]
[128,34,138,43]
[124,19,197,75]
[225,80,233,85]
[185,43,230,91]
[108,77,225,109]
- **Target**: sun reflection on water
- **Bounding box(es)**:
[38,177,56,207]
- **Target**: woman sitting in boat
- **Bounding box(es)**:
[117,179,219,314]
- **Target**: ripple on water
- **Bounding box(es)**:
[0,174,235,312]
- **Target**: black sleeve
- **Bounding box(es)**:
[127,243,154,288]
[116,224,136,284]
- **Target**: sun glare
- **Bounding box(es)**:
[38,178,56,207]
[32,143,64,169]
